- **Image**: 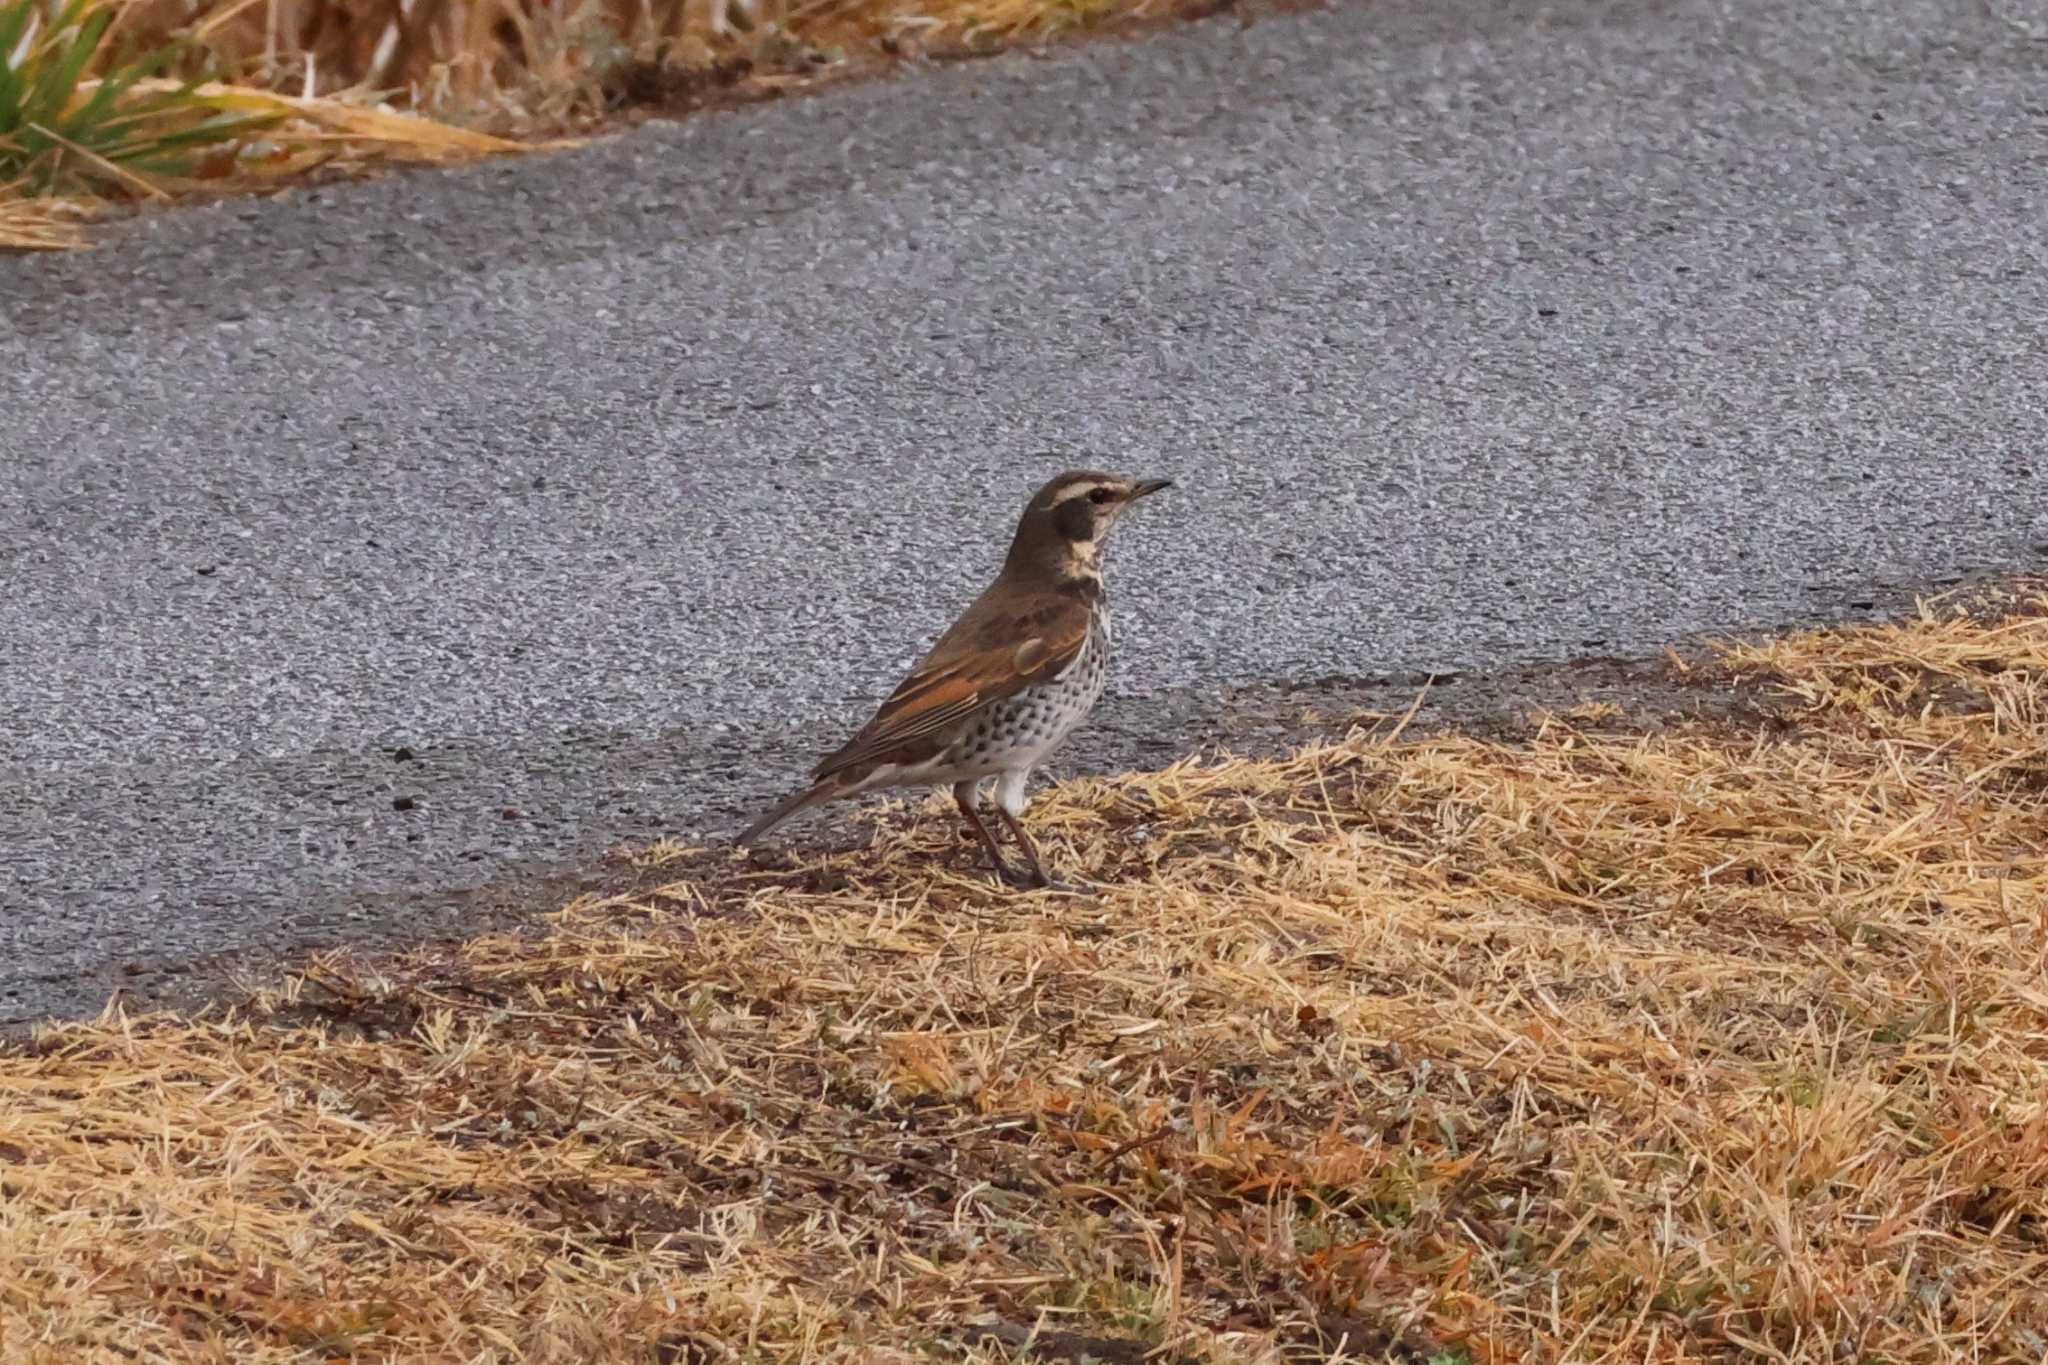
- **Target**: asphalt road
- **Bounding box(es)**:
[3,0,2044,1022]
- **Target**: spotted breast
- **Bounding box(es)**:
[937,603,1112,779]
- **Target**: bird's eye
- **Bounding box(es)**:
[1088,488,1113,505]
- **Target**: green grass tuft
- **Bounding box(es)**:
[0,0,273,195]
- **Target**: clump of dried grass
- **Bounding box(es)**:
[0,187,89,244]
[2,0,1184,249]
[0,74,548,250]
[118,0,1183,129]
[0,0,566,252]
[6,587,2047,1362]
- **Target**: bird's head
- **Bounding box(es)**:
[1004,469,1173,585]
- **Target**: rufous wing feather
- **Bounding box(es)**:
[813,586,1094,780]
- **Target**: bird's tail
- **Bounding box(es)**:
[735,780,838,847]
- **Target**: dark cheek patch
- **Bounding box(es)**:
[1054,498,1094,542]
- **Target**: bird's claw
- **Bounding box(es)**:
[991,862,1082,894]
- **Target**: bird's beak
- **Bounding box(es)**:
[1130,478,1174,500]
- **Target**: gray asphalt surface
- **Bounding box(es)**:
[3,0,2045,1022]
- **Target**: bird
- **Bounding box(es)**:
[736,469,1173,888]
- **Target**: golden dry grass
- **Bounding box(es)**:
[5,588,2048,1362]
[1,0,1200,250]
[0,189,88,246]
[0,80,548,250]
[107,0,1196,132]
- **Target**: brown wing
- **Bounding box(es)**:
[814,583,1093,781]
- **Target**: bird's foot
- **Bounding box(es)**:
[989,860,1039,891]
[990,861,1084,894]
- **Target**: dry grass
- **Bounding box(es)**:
[6,587,2048,1363]
[111,0,1183,128]
[1,0,1202,250]
[2,0,559,249]
[0,187,89,245]
[0,77,547,250]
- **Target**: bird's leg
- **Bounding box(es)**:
[993,805,1072,892]
[989,769,1074,891]
[953,781,1021,882]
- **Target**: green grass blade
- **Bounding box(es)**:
[24,17,108,137]
[0,0,277,195]
[0,3,36,68]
